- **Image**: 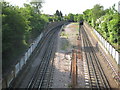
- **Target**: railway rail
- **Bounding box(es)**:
[99,45,120,86]
[81,26,110,89]
[8,24,64,89]
[83,23,120,87]
[27,26,61,89]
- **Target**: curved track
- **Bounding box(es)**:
[26,26,62,89]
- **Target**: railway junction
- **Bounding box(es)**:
[5,22,119,89]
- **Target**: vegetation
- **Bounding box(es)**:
[82,4,120,52]
[64,13,83,22]
[63,4,119,52]
[2,2,49,71]
[60,32,68,38]
[2,1,120,72]
[61,40,69,50]
[46,10,64,22]
[54,10,63,21]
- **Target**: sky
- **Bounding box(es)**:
[4,0,120,15]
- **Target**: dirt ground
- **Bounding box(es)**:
[51,23,85,88]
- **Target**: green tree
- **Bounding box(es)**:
[2,2,28,70]
[59,11,63,17]
[83,9,92,24]
[55,10,60,16]
[107,14,119,44]
[2,1,48,71]
[83,4,120,51]
[54,10,63,21]
[30,0,43,14]
[77,14,83,21]
[91,4,105,27]
[67,13,74,22]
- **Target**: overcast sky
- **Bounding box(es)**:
[4,0,120,15]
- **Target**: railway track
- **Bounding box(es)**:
[8,24,63,88]
[27,26,62,89]
[81,26,110,89]
[40,31,58,88]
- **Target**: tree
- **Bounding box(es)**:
[2,2,48,71]
[107,14,119,44]
[30,0,43,14]
[83,9,92,24]
[55,10,60,16]
[83,3,120,51]
[59,11,63,17]
[74,14,78,22]
[77,14,83,21]
[2,2,28,70]
[2,2,26,50]
[54,10,63,21]
[91,4,105,27]
[64,14,69,21]
[67,13,74,22]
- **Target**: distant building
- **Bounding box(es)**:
[118,1,120,13]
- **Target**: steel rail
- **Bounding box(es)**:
[38,31,59,88]
[83,26,110,89]
[28,29,58,88]
[81,26,110,89]
[27,27,61,89]
[82,28,100,89]
[41,32,59,88]
[27,32,54,88]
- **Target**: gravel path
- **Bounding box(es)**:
[51,23,85,88]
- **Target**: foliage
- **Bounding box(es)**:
[55,10,63,17]
[63,13,83,22]
[2,2,48,70]
[83,4,120,51]
[2,2,26,52]
[67,13,74,22]
[107,14,119,43]
[54,10,63,21]
[83,9,92,23]
[2,1,120,72]
[77,14,83,21]
[30,0,43,14]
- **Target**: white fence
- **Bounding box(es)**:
[14,33,43,76]
[4,33,43,87]
[93,29,120,64]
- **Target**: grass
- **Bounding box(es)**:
[72,22,79,25]
[61,41,69,50]
[60,32,68,38]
